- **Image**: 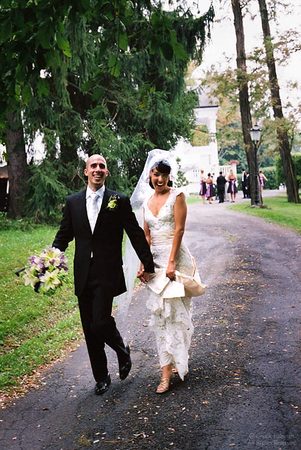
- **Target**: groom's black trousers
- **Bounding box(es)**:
[78,259,128,382]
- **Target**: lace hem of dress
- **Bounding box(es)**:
[146,290,193,380]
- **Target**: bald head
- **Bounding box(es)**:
[86,154,107,169]
[84,154,109,191]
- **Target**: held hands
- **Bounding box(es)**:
[137,264,154,284]
[137,261,176,283]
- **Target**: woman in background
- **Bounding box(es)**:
[227,169,238,203]
[199,169,207,204]
[205,173,214,204]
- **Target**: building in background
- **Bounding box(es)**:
[172,85,237,194]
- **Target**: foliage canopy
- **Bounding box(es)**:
[0,1,214,218]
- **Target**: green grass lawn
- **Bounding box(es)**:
[187,195,201,205]
[0,225,82,398]
[230,194,301,234]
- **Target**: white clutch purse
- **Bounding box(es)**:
[175,269,206,297]
[147,263,206,299]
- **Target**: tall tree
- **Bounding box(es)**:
[257,0,299,202]
[0,1,214,219]
[231,0,258,205]
[5,107,28,218]
[0,1,82,217]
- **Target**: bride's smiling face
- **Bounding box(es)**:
[150,168,170,191]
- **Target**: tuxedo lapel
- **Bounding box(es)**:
[100,188,110,213]
[78,190,91,232]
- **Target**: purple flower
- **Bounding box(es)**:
[23,247,68,295]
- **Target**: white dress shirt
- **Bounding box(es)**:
[86,185,105,233]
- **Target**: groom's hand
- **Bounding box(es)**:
[137,268,154,284]
[142,271,155,283]
[137,264,145,281]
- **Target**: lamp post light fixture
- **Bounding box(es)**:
[250,124,262,206]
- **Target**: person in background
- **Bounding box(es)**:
[259,170,267,192]
[199,169,207,204]
[205,173,214,204]
[259,170,268,203]
[241,169,248,198]
[216,171,227,203]
[227,169,238,203]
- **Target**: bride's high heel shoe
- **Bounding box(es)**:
[156,376,171,394]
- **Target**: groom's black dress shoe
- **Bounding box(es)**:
[94,374,111,395]
[119,345,132,380]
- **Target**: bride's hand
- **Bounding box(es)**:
[166,261,176,281]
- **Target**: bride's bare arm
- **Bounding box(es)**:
[166,193,187,280]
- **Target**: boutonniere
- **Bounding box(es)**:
[106,195,119,211]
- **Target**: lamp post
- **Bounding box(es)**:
[250,124,262,206]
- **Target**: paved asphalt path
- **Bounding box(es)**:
[1,194,301,450]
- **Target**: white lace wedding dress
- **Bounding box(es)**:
[143,188,195,380]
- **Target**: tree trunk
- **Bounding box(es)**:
[5,108,29,218]
[231,0,257,205]
[258,0,300,203]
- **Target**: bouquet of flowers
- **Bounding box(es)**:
[17,247,68,295]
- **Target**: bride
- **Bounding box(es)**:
[135,150,199,394]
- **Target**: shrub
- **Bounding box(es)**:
[276,154,301,189]
[0,212,35,231]
[25,161,68,224]
[293,154,301,188]
[237,173,242,190]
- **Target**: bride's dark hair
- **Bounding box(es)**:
[149,160,172,189]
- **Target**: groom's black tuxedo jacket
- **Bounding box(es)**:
[52,187,154,297]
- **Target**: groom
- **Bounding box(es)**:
[52,154,154,395]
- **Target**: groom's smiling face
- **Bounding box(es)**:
[85,155,109,191]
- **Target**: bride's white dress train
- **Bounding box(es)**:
[144,188,195,380]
